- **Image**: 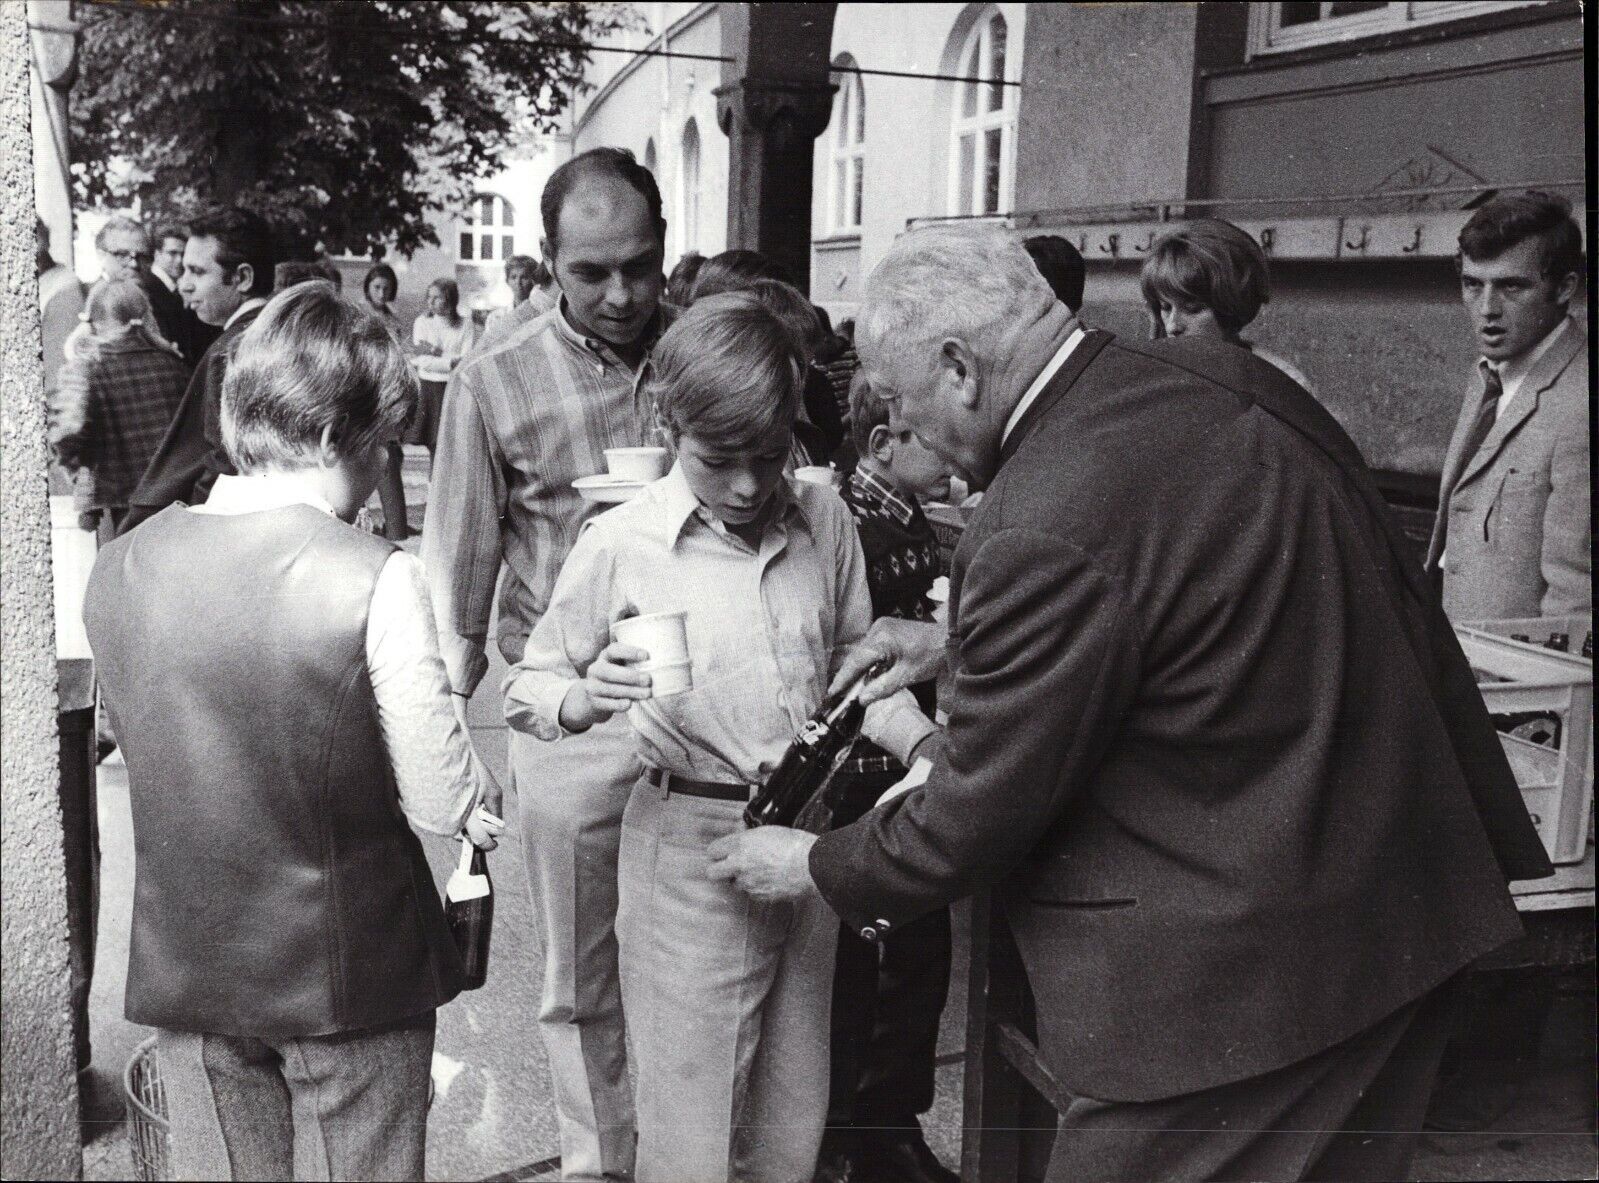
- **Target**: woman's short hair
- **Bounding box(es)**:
[1140,219,1270,336]
[689,249,793,302]
[427,278,460,314]
[221,282,416,472]
[647,291,803,450]
[666,252,704,306]
[363,262,398,302]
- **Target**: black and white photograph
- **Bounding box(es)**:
[0,2,1592,1181]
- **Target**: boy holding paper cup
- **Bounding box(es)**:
[504,291,936,1182]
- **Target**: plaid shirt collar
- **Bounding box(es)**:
[848,465,918,528]
[660,462,814,551]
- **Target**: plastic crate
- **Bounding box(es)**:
[125,1036,170,1182]
[1459,627,1593,865]
[1499,734,1570,863]
[1460,614,1592,660]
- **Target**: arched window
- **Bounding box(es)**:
[949,9,1016,218]
[679,119,702,256]
[828,59,865,234]
[458,193,515,263]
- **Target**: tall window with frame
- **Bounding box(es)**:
[949,8,1016,218]
[458,193,515,264]
[679,119,702,257]
[828,60,865,235]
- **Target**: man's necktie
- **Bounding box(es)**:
[1436,360,1503,566]
[1460,359,1503,465]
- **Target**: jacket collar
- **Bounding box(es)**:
[998,323,1112,468]
[1457,315,1584,489]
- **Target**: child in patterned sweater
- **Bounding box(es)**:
[819,373,961,1183]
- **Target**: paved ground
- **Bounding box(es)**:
[79,450,1595,1180]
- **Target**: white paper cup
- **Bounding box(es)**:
[605,447,669,482]
[794,465,842,489]
[640,660,693,696]
[610,611,690,666]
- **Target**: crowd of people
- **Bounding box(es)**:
[57,140,1588,1183]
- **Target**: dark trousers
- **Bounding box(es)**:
[826,769,954,1132]
[1043,979,1460,1183]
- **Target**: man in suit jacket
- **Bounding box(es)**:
[709,225,1551,1182]
[121,207,277,533]
[1426,192,1589,622]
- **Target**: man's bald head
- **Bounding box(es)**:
[540,147,665,258]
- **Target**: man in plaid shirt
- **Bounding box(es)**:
[820,375,959,1183]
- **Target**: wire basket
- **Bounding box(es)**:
[124,1036,171,1182]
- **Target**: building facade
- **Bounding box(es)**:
[571,1,1586,480]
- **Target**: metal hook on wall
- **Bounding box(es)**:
[1344,224,1370,253]
[1099,232,1120,257]
[1400,225,1423,254]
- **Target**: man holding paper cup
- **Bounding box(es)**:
[423,148,674,1181]
[707,225,1552,1183]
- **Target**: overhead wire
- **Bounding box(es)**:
[68,0,1023,87]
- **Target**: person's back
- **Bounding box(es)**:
[83,282,500,1182]
[944,330,1544,1096]
[87,505,460,1034]
[53,281,190,533]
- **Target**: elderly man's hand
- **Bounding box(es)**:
[830,617,947,704]
[706,827,819,902]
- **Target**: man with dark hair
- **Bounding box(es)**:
[143,220,217,366]
[1024,234,1086,314]
[424,146,672,1181]
[121,206,279,531]
[1426,191,1589,620]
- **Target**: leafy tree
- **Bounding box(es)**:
[71,0,637,257]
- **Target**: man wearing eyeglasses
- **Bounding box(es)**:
[95,216,150,284]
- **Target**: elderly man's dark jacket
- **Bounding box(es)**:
[810,332,1551,1104]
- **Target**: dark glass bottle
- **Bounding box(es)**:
[1544,632,1570,653]
[1582,632,1593,660]
[445,841,493,990]
[746,659,890,829]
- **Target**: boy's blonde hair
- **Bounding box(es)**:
[648,291,803,450]
[221,281,416,472]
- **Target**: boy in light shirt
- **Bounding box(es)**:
[504,292,935,1182]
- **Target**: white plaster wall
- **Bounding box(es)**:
[813,2,1027,319]
[571,4,727,267]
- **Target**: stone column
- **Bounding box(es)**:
[715,3,837,296]
[2,1,84,1179]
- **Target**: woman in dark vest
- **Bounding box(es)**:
[85,282,504,1181]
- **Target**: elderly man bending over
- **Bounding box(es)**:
[709,225,1550,1183]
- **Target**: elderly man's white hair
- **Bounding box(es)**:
[858,223,1054,354]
